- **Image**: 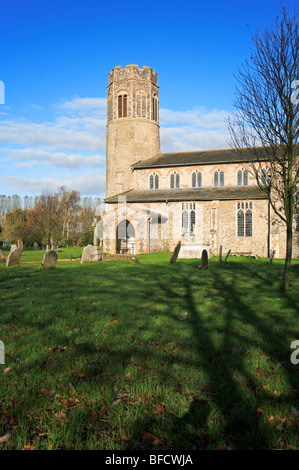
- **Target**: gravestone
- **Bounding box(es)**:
[201,249,208,270]
[81,244,94,263]
[46,245,50,251]
[224,249,231,264]
[0,250,5,263]
[169,241,181,264]
[34,242,40,250]
[41,250,58,269]
[51,244,56,251]
[10,244,17,252]
[269,249,276,264]
[17,239,23,251]
[4,239,9,251]
[6,247,22,267]
[219,245,223,263]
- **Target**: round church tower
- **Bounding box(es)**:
[106,64,161,198]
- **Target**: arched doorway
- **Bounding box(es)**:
[116,220,135,254]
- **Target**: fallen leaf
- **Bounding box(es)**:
[140,430,163,446]
[0,432,11,443]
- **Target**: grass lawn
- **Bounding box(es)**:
[0,250,298,450]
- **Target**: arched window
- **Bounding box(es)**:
[182,203,196,236]
[152,94,158,121]
[237,168,249,186]
[118,94,127,118]
[149,172,159,190]
[192,170,202,188]
[170,171,180,189]
[214,169,224,187]
[237,202,253,237]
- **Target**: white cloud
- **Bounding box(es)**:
[160,106,230,152]
[4,171,106,197]
[0,97,232,196]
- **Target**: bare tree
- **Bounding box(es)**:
[227,6,299,291]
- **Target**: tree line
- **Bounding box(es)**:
[0,186,101,247]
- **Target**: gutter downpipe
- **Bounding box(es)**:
[148,217,152,253]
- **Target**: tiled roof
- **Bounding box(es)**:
[105,186,268,203]
[131,147,269,169]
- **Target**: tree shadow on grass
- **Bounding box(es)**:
[0,258,298,449]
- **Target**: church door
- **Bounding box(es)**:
[116,220,135,254]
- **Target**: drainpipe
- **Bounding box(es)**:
[148,217,152,253]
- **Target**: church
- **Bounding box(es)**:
[100,64,298,259]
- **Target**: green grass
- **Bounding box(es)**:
[0,251,298,450]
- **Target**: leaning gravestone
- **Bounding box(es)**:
[269,249,276,264]
[17,239,23,251]
[34,242,40,250]
[81,244,94,263]
[224,249,231,264]
[201,249,208,270]
[0,250,5,263]
[6,247,22,267]
[41,250,58,270]
[10,244,17,252]
[169,241,181,264]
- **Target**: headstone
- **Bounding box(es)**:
[6,247,22,267]
[17,239,23,251]
[10,244,17,252]
[46,245,50,251]
[34,242,40,250]
[169,241,181,264]
[51,244,56,251]
[0,250,5,263]
[224,249,231,264]
[201,249,208,270]
[269,249,275,264]
[219,245,223,263]
[41,250,58,269]
[4,239,9,251]
[81,244,94,263]
[132,256,140,263]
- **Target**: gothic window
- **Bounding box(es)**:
[214,169,224,187]
[237,168,249,186]
[149,172,159,190]
[170,171,180,189]
[182,203,196,236]
[152,94,158,121]
[118,94,127,118]
[237,202,253,237]
[192,170,202,188]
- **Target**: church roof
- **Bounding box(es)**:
[131,147,269,170]
[105,186,268,203]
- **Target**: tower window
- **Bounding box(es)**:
[214,169,224,187]
[237,202,253,237]
[170,171,180,189]
[182,203,196,236]
[192,170,202,188]
[152,94,158,121]
[237,168,249,186]
[118,94,127,118]
[149,172,159,190]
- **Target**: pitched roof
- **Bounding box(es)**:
[105,186,268,203]
[131,147,269,170]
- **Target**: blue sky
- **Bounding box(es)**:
[0,0,296,198]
